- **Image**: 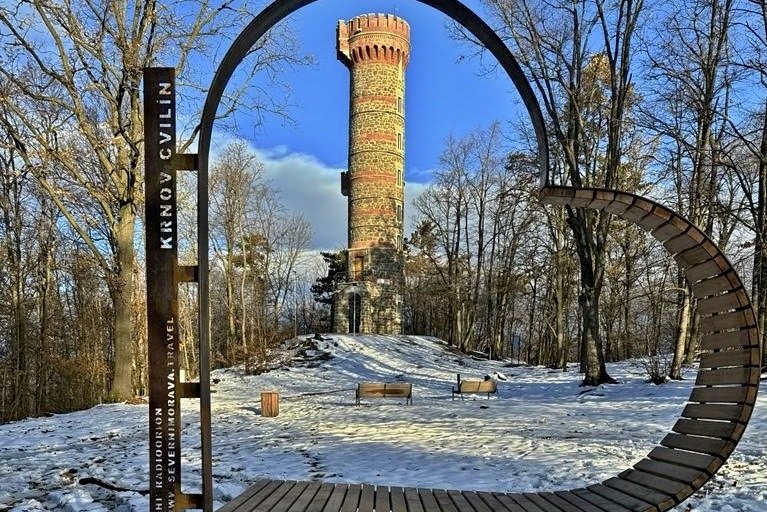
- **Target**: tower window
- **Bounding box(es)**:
[397,169,402,185]
[397,96,403,114]
[397,133,402,150]
[396,203,403,224]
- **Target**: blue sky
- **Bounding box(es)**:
[215,0,527,249]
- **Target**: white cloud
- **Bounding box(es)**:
[209,135,430,252]
[260,150,430,249]
[256,148,348,250]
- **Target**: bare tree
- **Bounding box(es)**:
[641,0,737,379]
[0,0,307,400]
[470,0,643,384]
[210,141,264,364]
[725,0,767,368]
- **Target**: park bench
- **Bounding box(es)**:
[452,374,497,400]
[355,382,412,406]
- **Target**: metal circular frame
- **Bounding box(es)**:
[196,1,760,511]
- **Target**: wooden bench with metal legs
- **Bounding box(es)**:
[219,186,760,512]
[452,374,497,400]
[355,382,413,406]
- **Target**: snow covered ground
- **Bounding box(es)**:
[0,334,764,511]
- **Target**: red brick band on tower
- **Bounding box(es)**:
[335,13,410,335]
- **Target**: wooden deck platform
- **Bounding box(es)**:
[217,478,675,512]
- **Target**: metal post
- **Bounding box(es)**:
[294,283,298,338]
[145,67,210,512]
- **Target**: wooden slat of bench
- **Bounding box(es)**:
[692,271,740,298]
[696,367,760,386]
[673,418,745,440]
[288,482,323,512]
[685,257,729,283]
[493,493,528,512]
[701,328,759,350]
[258,480,299,511]
[599,478,670,511]
[603,194,634,215]
[390,487,407,512]
[375,485,391,512]
[661,433,735,456]
[682,403,750,422]
[433,489,459,512]
[689,385,757,404]
[535,492,585,512]
[619,469,694,502]
[459,380,496,393]
[524,492,567,512]
[621,199,654,224]
[358,484,375,512]
[339,484,361,512]
[699,309,754,333]
[461,491,494,512]
[358,383,411,396]
[322,484,348,512]
[663,231,698,255]
[648,447,722,474]
[652,216,688,242]
[507,494,545,512]
[697,289,750,315]
[417,488,441,512]
[647,446,723,475]
[553,490,606,512]
[404,488,424,512]
[637,207,671,231]
[572,189,597,207]
[269,481,307,512]
[249,480,289,511]
[674,243,718,269]
[699,349,760,368]
[448,490,478,512]
[633,459,709,489]
[307,483,335,512]
[588,190,616,209]
[218,479,274,512]
[476,492,512,512]
[571,487,636,512]
[539,188,575,205]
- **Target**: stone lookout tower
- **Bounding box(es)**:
[334,13,410,334]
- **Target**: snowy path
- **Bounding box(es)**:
[0,334,764,511]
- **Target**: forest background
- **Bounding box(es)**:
[0,0,766,423]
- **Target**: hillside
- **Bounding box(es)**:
[0,334,764,511]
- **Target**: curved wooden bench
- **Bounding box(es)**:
[536,185,761,510]
[217,186,760,511]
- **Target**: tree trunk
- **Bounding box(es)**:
[109,206,135,401]
[569,211,615,385]
[755,100,767,368]
[684,310,700,366]
[555,265,567,370]
[669,281,691,380]
[579,285,615,386]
